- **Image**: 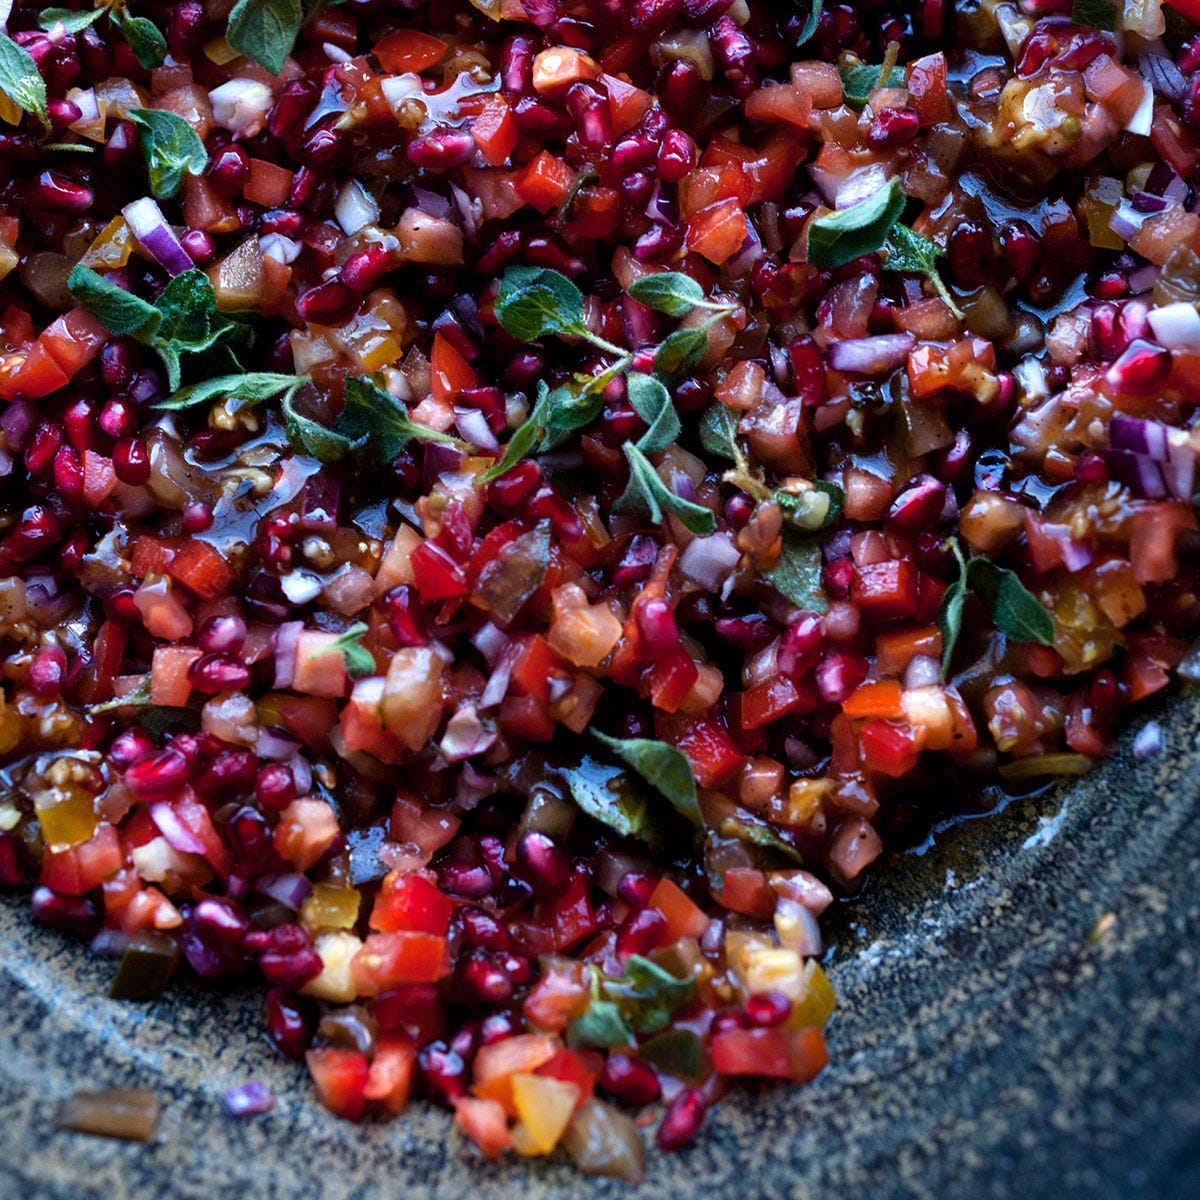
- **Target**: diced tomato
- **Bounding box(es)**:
[39,307,108,377]
[363,1034,417,1114]
[851,559,919,622]
[243,158,294,207]
[273,797,339,872]
[515,151,576,213]
[858,719,921,778]
[744,82,811,131]
[151,646,202,706]
[40,822,123,895]
[306,1046,370,1121]
[130,535,176,580]
[510,634,563,703]
[711,1026,829,1083]
[292,630,353,698]
[1150,105,1200,181]
[716,866,775,918]
[499,693,556,742]
[370,872,453,936]
[1128,502,1198,584]
[602,73,652,133]
[454,1096,512,1160]
[410,539,469,602]
[647,648,700,712]
[535,1048,598,1110]
[350,930,450,994]
[734,673,818,730]
[875,625,942,677]
[686,198,750,265]
[81,450,118,508]
[668,715,746,788]
[522,966,590,1030]
[0,341,69,400]
[374,29,447,73]
[565,184,621,239]
[167,540,235,600]
[431,331,476,403]
[1123,642,1171,702]
[471,96,518,166]
[388,790,461,855]
[648,876,710,942]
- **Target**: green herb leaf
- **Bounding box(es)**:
[562,753,670,853]
[158,372,306,411]
[968,559,1055,647]
[591,731,702,831]
[85,676,153,714]
[605,955,695,1034]
[116,14,168,69]
[494,266,585,341]
[638,1028,706,1082]
[938,539,970,678]
[567,997,635,1050]
[38,7,105,32]
[718,814,807,866]
[312,622,375,679]
[807,177,906,269]
[128,108,208,200]
[615,443,716,535]
[227,0,302,75]
[0,32,49,129]
[839,62,906,110]
[764,535,828,614]
[627,373,681,456]
[794,0,824,48]
[775,482,843,533]
[337,375,464,461]
[1071,0,1119,31]
[883,223,963,319]
[68,264,161,339]
[699,404,741,461]
[653,326,708,382]
[626,271,707,317]
[153,270,226,352]
[480,409,544,484]
[283,389,356,462]
[535,377,605,451]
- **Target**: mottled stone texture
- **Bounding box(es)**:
[2,693,1199,1200]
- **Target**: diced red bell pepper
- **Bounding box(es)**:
[130,535,176,580]
[167,540,235,600]
[499,693,556,742]
[515,151,576,213]
[471,95,518,166]
[649,877,710,942]
[858,718,921,778]
[350,930,450,995]
[363,1034,418,1114]
[370,872,453,936]
[711,1026,829,1082]
[510,634,562,703]
[647,648,699,713]
[735,673,818,730]
[670,715,745,788]
[431,331,476,403]
[603,73,652,133]
[851,559,919,622]
[744,82,812,132]
[306,1046,370,1121]
[410,539,469,602]
[842,679,905,720]
[40,822,123,895]
[373,29,447,73]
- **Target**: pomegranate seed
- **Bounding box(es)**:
[656,128,698,183]
[255,764,296,812]
[636,597,681,657]
[53,446,84,504]
[252,923,322,988]
[181,228,216,264]
[815,651,870,703]
[660,59,702,115]
[1106,339,1172,394]
[478,1011,519,1045]
[187,653,251,695]
[29,170,93,214]
[460,952,515,1005]
[264,988,314,1059]
[196,749,258,796]
[777,614,824,678]
[459,906,511,951]
[1000,220,1040,283]
[744,990,792,1027]
[613,132,659,171]
[515,831,571,896]
[6,506,62,561]
[657,1088,706,1151]
[616,871,658,907]
[710,1008,748,1035]
[381,584,430,647]
[947,219,993,287]
[100,340,136,391]
[25,422,63,476]
[566,81,613,148]
[268,79,318,140]
[208,144,248,193]
[182,501,213,533]
[600,1054,661,1105]
[616,906,669,958]
[296,280,358,325]
[501,34,536,92]
[109,728,156,770]
[714,612,775,651]
[167,1,205,54]
[199,615,247,654]
[64,398,96,451]
[32,886,102,938]
[112,437,150,485]
[97,397,135,439]
[886,477,947,536]
[183,898,251,980]
[525,484,584,540]
[512,94,574,138]
[418,1041,468,1102]
[866,106,921,150]
[47,97,82,132]
[29,645,68,698]
[440,860,494,899]
[124,747,192,798]
[407,129,476,170]
[299,124,340,168]
[104,120,138,168]
[341,246,390,292]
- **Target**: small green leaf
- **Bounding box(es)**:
[536,378,605,451]
[480,411,544,484]
[839,61,906,110]
[794,0,824,48]
[605,955,695,1033]
[312,622,375,679]
[563,753,670,853]
[775,482,843,533]
[494,266,585,341]
[592,731,702,831]
[968,559,1055,647]
[615,443,716,535]
[227,0,302,74]
[764,535,828,614]
[719,814,808,866]
[1072,0,1119,30]
[38,7,106,32]
[116,14,168,69]
[627,271,707,317]
[337,375,464,462]
[128,108,208,200]
[284,390,356,463]
[85,676,153,714]
[0,32,49,129]
[68,264,161,339]
[626,373,681,456]
[938,539,970,678]
[153,270,225,350]
[653,327,708,382]
[883,224,964,319]
[807,178,907,270]
[567,998,635,1050]
[158,372,306,411]
[699,404,741,462]
[638,1028,706,1082]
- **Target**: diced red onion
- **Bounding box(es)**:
[1110,414,1169,460]
[71,87,100,124]
[423,441,466,487]
[1124,83,1154,136]
[335,179,380,236]
[725,225,764,279]
[454,405,501,452]
[149,800,208,856]
[323,41,353,63]
[209,79,273,138]
[450,182,481,238]
[0,396,35,449]
[1131,191,1168,214]
[1132,720,1164,760]
[224,1080,274,1117]
[1104,448,1167,498]
[471,621,508,668]
[439,704,497,763]
[811,162,891,209]
[0,448,12,478]
[1107,204,1144,243]
[411,186,452,220]
[1166,440,1195,501]
[775,897,822,956]
[827,333,914,375]
[1148,301,1200,350]
[261,233,302,264]
[479,646,517,708]
[645,180,678,224]
[1138,47,1185,102]
[679,532,741,592]
[1127,264,1158,295]
[255,872,313,910]
[455,761,494,809]
[256,726,300,761]
[272,622,303,689]
[290,753,313,795]
[122,198,195,277]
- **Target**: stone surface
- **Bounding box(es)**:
[2,695,1199,1199]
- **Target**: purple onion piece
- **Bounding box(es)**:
[1110,414,1169,460]
[1132,720,1164,761]
[1104,448,1168,498]
[454,405,501,453]
[224,1080,274,1117]
[1139,49,1186,103]
[272,621,304,689]
[827,333,915,375]
[149,800,208,856]
[255,873,313,911]
[122,198,195,276]
[0,396,36,450]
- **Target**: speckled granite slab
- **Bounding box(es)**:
[2,692,1199,1200]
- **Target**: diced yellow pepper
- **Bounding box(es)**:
[790,962,837,1030]
[509,1074,579,1155]
[301,883,361,930]
[36,787,99,852]
[81,217,134,270]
